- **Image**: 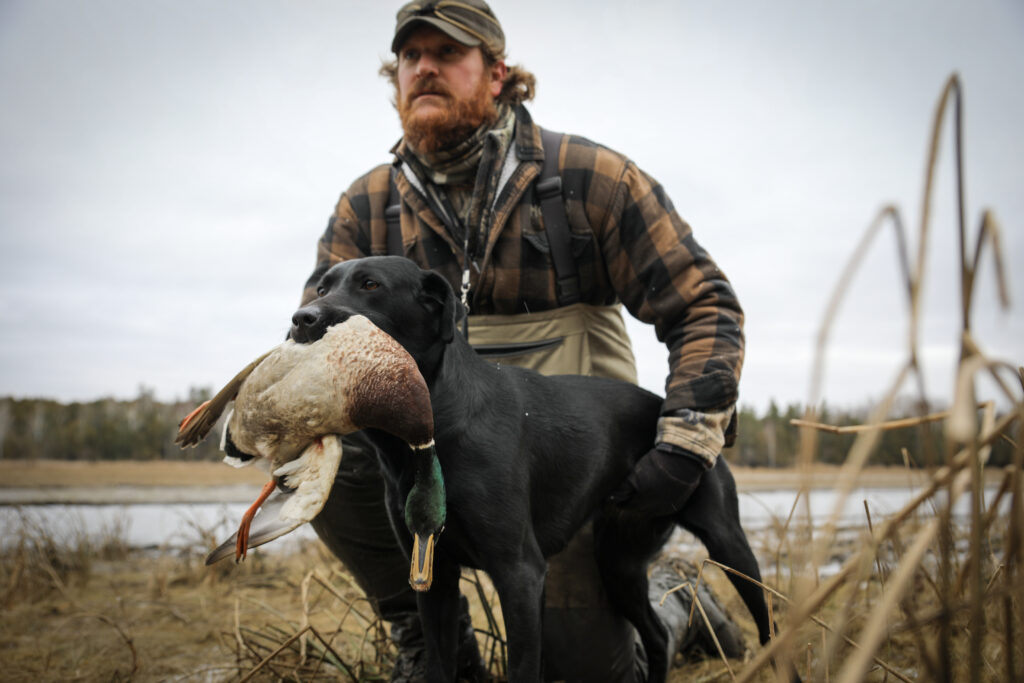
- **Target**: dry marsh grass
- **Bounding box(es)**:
[0,517,747,682]
[722,73,1021,682]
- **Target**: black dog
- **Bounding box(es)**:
[290,256,772,683]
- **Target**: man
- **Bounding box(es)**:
[301,2,746,680]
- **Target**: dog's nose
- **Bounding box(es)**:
[292,306,320,329]
[290,305,322,342]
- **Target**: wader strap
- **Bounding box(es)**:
[538,129,581,306]
[385,167,403,256]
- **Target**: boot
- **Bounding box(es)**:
[388,611,428,682]
[387,595,488,683]
[648,559,746,663]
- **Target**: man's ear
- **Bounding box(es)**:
[420,272,457,344]
[489,59,507,98]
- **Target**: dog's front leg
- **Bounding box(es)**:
[415,555,463,682]
[489,551,547,683]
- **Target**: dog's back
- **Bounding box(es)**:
[423,343,661,559]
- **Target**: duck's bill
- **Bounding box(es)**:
[409,532,436,592]
[205,492,302,565]
[205,434,344,566]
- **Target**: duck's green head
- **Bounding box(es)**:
[404,442,445,591]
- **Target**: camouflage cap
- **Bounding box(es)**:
[391,0,505,58]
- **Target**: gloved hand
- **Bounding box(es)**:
[609,443,708,517]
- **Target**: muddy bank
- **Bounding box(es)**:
[0,460,267,504]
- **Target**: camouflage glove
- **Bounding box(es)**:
[608,442,708,518]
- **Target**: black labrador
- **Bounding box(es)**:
[290,256,772,683]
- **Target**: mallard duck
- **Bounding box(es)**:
[176,314,442,575]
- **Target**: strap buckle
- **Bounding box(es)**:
[556,276,580,302]
[536,176,562,200]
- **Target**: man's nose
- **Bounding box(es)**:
[415,53,439,77]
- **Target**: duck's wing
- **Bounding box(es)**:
[176,346,278,448]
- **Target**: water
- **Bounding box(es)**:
[735,486,1000,530]
[0,501,319,552]
[0,486,1003,551]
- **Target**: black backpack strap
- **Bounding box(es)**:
[385,166,403,256]
[538,128,581,305]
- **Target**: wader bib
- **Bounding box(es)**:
[468,302,638,383]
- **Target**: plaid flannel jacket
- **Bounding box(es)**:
[302,105,744,451]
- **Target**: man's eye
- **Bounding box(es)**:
[402,48,419,62]
[362,279,380,291]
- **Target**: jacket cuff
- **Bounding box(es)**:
[656,407,735,468]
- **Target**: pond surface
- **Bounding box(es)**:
[1,486,1002,553]
[0,501,318,552]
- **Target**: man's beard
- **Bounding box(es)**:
[398,75,498,154]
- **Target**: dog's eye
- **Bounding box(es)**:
[316,286,326,297]
[362,279,380,291]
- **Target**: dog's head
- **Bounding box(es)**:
[290,256,458,368]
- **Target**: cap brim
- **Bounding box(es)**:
[391,16,481,53]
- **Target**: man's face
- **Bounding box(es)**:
[395,26,506,153]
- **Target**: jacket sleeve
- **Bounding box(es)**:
[593,156,745,462]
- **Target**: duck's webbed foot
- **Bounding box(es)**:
[235,479,277,562]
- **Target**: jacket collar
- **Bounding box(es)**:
[512,104,544,162]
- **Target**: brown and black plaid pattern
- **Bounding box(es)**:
[302,105,744,421]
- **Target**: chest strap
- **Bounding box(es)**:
[537,128,581,305]
[384,131,581,306]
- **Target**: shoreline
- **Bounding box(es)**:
[1,459,1000,505]
[0,484,265,505]
[0,459,269,504]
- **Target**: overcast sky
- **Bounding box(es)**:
[1,0,1021,413]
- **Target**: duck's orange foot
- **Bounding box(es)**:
[235,479,277,562]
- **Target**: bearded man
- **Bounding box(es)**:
[300,2,747,680]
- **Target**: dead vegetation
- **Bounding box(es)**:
[722,73,1021,682]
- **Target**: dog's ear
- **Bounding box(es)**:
[420,271,457,344]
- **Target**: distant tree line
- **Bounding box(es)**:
[0,387,218,462]
[0,390,1015,467]
[727,400,1016,468]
